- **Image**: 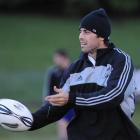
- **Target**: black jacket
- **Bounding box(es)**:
[43,66,65,96]
[30,43,140,140]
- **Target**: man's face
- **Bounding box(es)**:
[53,54,69,69]
[79,28,99,53]
[53,54,64,66]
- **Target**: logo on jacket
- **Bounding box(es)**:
[104,64,113,79]
[77,75,83,81]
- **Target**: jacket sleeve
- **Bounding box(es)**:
[29,102,72,131]
[68,53,134,109]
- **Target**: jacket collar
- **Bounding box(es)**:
[80,42,115,61]
[96,42,115,60]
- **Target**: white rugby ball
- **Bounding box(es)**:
[0,99,33,131]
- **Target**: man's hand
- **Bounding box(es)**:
[45,86,69,106]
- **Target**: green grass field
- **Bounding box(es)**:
[0,15,140,140]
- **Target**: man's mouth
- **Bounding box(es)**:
[80,42,87,45]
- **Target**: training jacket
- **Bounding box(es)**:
[30,43,140,140]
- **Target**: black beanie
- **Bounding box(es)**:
[80,8,111,40]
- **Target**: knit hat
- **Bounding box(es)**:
[79,8,111,40]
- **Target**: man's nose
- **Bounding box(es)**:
[79,32,84,40]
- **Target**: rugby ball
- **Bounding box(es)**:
[0,99,33,131]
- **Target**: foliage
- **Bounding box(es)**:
[0,0,140,16]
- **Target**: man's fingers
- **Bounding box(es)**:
[47,96,67,102]
[45,91,69,106]
[46,94,62,100]
[53,86,62,93]
[50,100,67,106]
[48,98,66,106]
[49,100,66,104]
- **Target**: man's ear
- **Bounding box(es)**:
[98,37,104,41]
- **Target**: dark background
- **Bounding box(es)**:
[0,0,140,17]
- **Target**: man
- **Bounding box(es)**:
[30,8,140,140]
[42,49,71,97]
[42,49,74,140]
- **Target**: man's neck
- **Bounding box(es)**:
[89,43,108,59]
[89,51,96,60]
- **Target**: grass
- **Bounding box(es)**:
[0,104,139,140]
[0,16,80,71]
[0,15,140,140]
[112,19,140,67]
[0,123,57,140]
[0,15,140,103]
[0,16,140,71]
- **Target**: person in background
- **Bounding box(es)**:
[42,49,74,140]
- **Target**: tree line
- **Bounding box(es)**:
[0,0,139,17]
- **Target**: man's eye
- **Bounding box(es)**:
[79,29,91,34]
[86,30,91,33]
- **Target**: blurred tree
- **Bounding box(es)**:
[65,0,99,16]
[110,0,139,12]
[0,0,28,7]
[109,0,139,17]
[0,0,140,17]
